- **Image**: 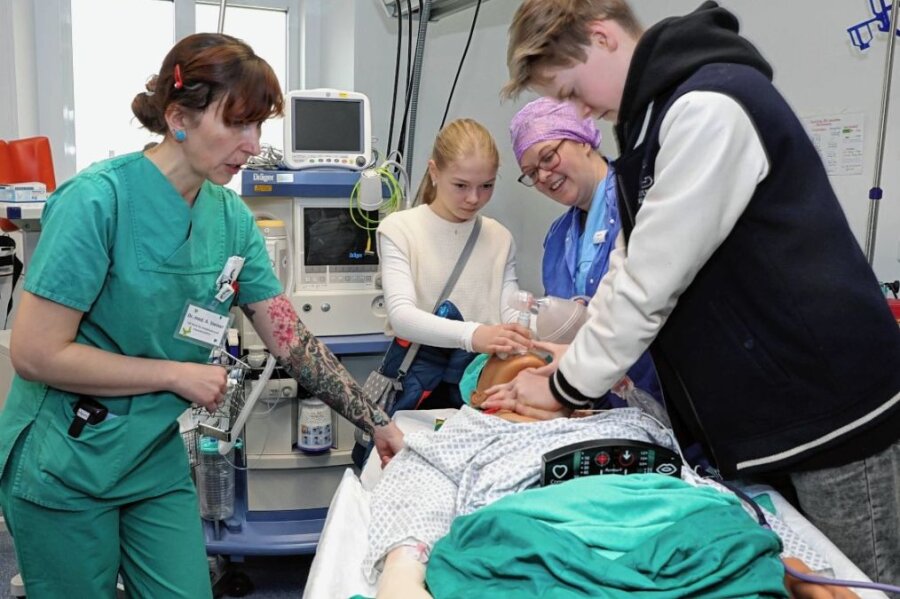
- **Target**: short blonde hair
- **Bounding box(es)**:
[416,119,499,205]
[502,0,642,100]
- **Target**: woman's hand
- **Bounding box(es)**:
[472,323,532,355]
[481,369,570,421]
[170,362,229,414]
[373,421,405,467]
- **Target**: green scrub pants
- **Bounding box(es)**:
[0,432,213,599]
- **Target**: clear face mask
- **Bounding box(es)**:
[510,291,588,344]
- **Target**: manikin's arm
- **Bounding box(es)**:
[376,546,432,599]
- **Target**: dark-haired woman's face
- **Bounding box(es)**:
[183,98,262,185]
[518,140,599,211]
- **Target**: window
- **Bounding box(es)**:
[71,0,174,172]
[196,4,287,156]
[71,0,295,177]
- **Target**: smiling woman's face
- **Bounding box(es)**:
[518,139,601,211]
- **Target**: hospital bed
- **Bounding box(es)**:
[304,409,888,599]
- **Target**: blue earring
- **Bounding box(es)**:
[173,129,186,142]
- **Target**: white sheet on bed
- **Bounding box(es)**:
[303,410,887,599]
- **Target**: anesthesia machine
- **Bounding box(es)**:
[204,88,402,558]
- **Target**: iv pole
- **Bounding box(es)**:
[864,0,900,265]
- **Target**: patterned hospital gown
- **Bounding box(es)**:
[363,406,827,582]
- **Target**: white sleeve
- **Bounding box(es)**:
[555,91,770,404]
[379,234,480,351]
[499,236,522,324]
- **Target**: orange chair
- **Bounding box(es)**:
[0,136,56,232]
[0,136,56,191]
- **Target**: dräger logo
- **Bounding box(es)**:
[252,172,276,183]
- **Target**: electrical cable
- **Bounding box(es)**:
[244,143,283,170]
[719,480,900,595]
[396,0,418,161]
[348,162,406,235]
[439,0,483,129]
[386,2,404,158]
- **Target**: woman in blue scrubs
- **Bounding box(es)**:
[509,97,662,409]
[0,33,402,598]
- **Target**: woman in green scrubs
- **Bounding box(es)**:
[0,33,403,598]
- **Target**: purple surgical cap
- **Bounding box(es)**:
[510,97,601,163]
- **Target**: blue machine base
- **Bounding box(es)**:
[202,459,329,558]
[203,508,327,557]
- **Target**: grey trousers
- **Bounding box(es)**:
[791,440,900,597]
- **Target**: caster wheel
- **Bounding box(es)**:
[226,571,254,597]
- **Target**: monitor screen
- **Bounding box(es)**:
[291,98,363,153]
[303,207,379,267]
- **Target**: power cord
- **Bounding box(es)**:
[440,0,483,129]
[348,158,408,254]
[244,144,283,170]
[719,480,900,595]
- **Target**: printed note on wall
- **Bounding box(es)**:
[801,113,865,176]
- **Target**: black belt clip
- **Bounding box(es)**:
[68,397,109,438]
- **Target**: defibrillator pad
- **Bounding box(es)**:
[541,439,682,486]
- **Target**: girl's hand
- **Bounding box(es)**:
[472,323,532,354]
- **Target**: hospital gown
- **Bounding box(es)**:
[363,406,828,582]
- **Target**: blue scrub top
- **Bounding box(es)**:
[542,164,619,301]
[540,162,663,407]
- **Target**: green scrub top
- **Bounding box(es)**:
[0,152,281,510]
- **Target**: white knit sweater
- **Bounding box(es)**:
[377,205,520,351]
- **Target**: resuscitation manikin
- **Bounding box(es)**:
[468,292,587,420]
[468,291,671,427]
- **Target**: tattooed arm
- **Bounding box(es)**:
[242,294,404,464]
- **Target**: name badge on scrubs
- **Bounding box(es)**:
[175,302,232,349]
[593,229,608,245]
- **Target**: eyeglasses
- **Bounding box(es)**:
[517,140,565,187]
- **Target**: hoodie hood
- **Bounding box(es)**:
[617,1,772,139]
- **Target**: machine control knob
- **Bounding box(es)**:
[302,303,312,312]
[371,295,387,317]
[355,155,367,167]
[281,386,293,397]
[321,303,331,312]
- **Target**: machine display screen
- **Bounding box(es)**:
[291,98,363,153]
[303,207,379,266]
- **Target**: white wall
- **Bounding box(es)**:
[0,0,39,141]
[3,0,899,290]
[353,0,900,293]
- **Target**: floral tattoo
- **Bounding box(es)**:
[241,296,389,433]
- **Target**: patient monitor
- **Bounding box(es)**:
[283,89,372,171]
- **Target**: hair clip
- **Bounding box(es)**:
[173,64,184,90]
